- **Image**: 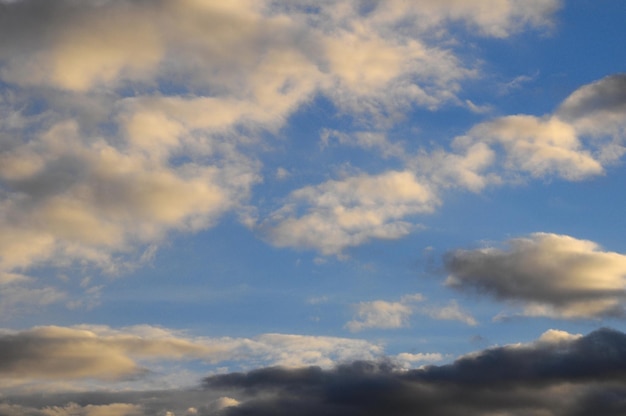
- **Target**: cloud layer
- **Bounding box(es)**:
[6,327,626,415]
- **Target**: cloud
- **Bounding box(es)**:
[262,171,438,255]
[0,0,525,110]
[244,334,384,368]
[0,325,386,392]
[557,73,626,137]
[419,300,478,326]
[9,327,626,415]
[464,115,604,180]
[0,0,565,277]
[0,283,66,318]
[411,141,497,192]
[0,325,222,382]
[455,73,626,183]
[201,328,626,416]
[345,294,475,332]
[444,233,626,319]
[0,403,144,416]
[0,117,259,278]
[345,299,416,332]
[258,72,626,255]
[389,0,561,38]
[393,352,445,369]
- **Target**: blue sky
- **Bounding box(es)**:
[2,1,626,415]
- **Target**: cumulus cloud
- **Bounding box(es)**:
[465,115,604,180]
[262,171,438,255]
[345,294,476,332]
[420,300,478,326]
[260,68,626,256]
[345,298,418,332]
[557,73,626,137]
[453,73,626,184]
[0,117,258,276]
[411,141,497,192]
[0,0,566,274]
[0,0,521,109]
[444,233,626,319]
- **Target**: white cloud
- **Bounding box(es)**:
[263,171,438,255]
[369,0,561,38]
[0,0,566,279]
[346,293,475,332]
[247,333,383,368]
[260,71,626,255]
[208,397,240,413]
[0,117,258,277]
[445,233,626,319]
[419,300,478,326]
[536,329,582,344]
[345,300,415,332]
[411,141,497,192]
[466,115,603,180]
[394,352,445,369]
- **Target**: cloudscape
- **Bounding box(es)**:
[1,0,626,415]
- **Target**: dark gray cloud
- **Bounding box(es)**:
[414,328,626,386]
[201,328,626,416]
[443,233,626,319]
[557,73,626,122]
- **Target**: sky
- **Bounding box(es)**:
[1,0,626,414]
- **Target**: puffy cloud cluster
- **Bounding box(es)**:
[464,115,603,180]
[263,171,438,254]
[264,73,626,254]
[0,0,622,328]
[445,233,626,319]
[0,0,566,283]
[345,293,475,332]
[458,73,626,181]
